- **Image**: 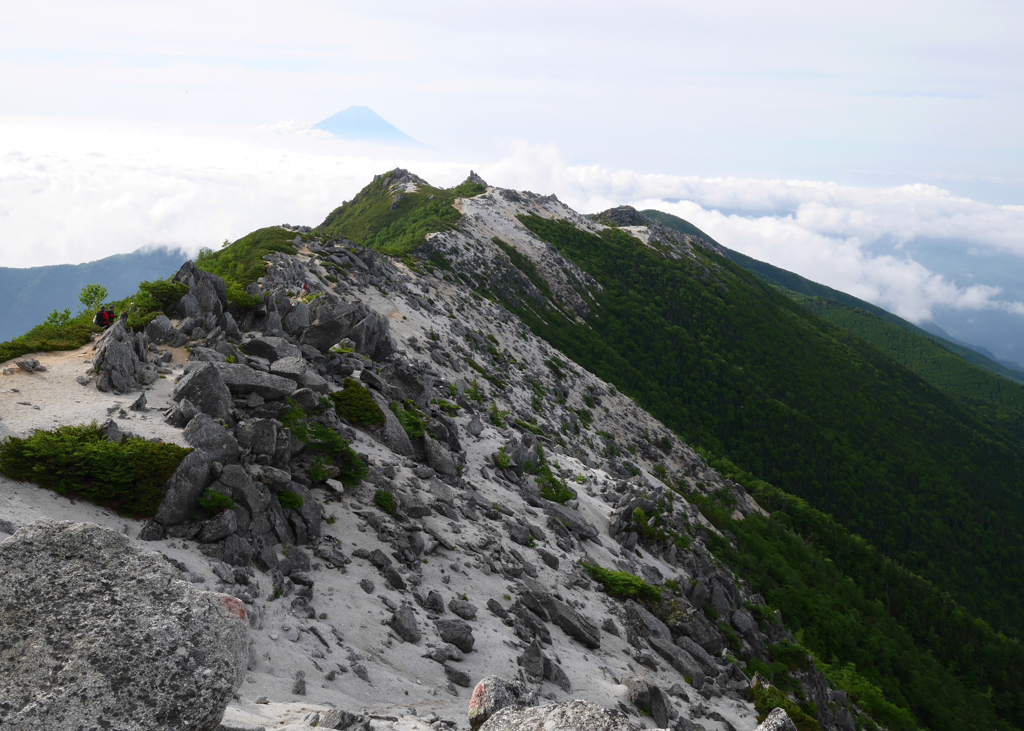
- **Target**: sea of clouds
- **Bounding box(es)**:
[3,116,1023,334]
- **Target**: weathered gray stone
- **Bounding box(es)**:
[448,598,478,620]
[0,519,248,731]
[144,314,175,344]
[389,604,421,643]
[214,364,297,400]
[543,503,597,541]
[221,534,255,567]
[184,414,240,465]
[731,607,757,636]
[435,618,475,653]
[193,278,224,318]
[539,595,600,649]
[647,636,706,688]
[757,708,798,731]
[478,699,640,731]
[218,465,271,515]
[445,664,472,687]
[93,322,144,394]
[165,398,200,428]
[301,302,393,360]
[188,346,227,364]
[624,600,673,641]
[319,708,371,730]
[671,610,725,655]
[369,391,414,457]
[243,336,301,362]
[424,435,456,476]
[270,357,329,393]
[235,419,278,456]
[676,635,718,675]
[199,509,238,543]
[154,449,212,526]
[468,675,531,731]
[172,362,232,420]
[543,656,572,693]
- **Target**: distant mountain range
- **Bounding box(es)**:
[313,106,423,147]
[0,246,191,343]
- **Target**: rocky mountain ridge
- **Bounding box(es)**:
[1,171,866,731]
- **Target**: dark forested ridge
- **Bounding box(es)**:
[643,208,1024,386]
[512,215,1024,640]
[285,174,1024,730]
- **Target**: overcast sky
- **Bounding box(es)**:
[2,1,1023,357]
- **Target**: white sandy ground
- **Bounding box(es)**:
[0,339,189,445]
[0,233,761,730]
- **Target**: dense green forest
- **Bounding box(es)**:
[692,456,1024,731]
[500,216,1024,729]
[507,216,1024,626]
[644,208,1024,387]
[798,298,1024,438]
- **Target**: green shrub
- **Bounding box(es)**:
[467,377,483,403]
[374,488,396,515]
[431,398,460,416]
[0,423,191,516]
[196,227,296,287]
[198,488,235,515]
[0,311,99,363]
[282,399,368,486]
[580,561,662,602]
[488,401,510,426]
[279,490,304,510]
[330,378,385,426]
[752,682,821,731]
[534,445,575,504]
[495,446,512,469]
[390,400,426,438]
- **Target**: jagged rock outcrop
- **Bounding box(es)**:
[0,519,248,731]
[478,699,641,731]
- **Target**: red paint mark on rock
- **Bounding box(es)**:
[221,595,246,621]
[468,682,486,712]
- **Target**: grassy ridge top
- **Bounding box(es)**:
[315,173,485,256]
[196,227,297,287]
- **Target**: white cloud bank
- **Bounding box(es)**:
[2,119,1023,326]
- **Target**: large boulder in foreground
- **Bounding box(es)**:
[468,675,531,730]
[0,519,249,731]
[478,699,641,731]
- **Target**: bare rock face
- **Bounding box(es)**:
[757,708,799,731]
[0,519,249,731]
[478,699,642,731]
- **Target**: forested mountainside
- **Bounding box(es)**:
[643,209,1024,387]
[300,170,1024,731]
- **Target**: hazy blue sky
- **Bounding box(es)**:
[2,1,1023,359]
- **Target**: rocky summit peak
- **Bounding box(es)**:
[594,205,649,228]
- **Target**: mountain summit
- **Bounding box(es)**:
[313,105,422,146]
